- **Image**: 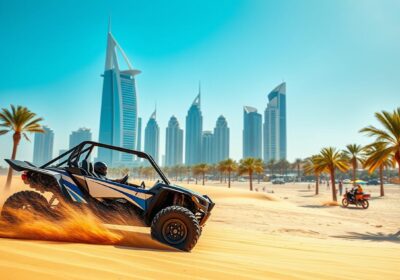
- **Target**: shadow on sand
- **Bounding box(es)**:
[333,231,400,243]
[300,205,331,208]
[112,229,177,252]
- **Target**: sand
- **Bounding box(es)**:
[0,175,399,279]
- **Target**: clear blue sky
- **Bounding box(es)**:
[0,0,399,165]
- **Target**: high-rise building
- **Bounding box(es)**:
[69,128,92,149]
[98,23,140,166]
[33,126,54,166]
[243,106,262,159]
[136,117,142,151]
[213,115,229,163]
[185,89,203,166]
[201,131,214,164]
[144,110,160,164]
[264,82,287,162]
[165,115,183,167]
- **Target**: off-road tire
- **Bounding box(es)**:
[361,200,369,209]
[342,198,349,208]
[1,191,51,223]
[151,206,200,252]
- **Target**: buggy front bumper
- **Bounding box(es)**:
[191,195,215,226]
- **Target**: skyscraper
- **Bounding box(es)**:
[201,131,214,164]
[98,23,140,166]
[144,110,160,164]
[185,89,203,165]
[213,115,229,163]
[243,106,262,159]
[137,117,142,151]
[33,126,54,166]
[264,82,287,162]
[69,128,92,149]
[165,115,183,167]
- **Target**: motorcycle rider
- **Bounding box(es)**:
[350,184,363,202]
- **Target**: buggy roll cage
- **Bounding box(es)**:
[41,141,170,185]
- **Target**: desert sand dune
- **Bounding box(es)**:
[0,176,399,279]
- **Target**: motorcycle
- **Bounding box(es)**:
[342,191,370,209]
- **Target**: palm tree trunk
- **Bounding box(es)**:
[297,166,300,181]
[352,160,357,186]
[249,171,253,191]
[315,174,319,195]
[202,172,205,186]
[220,172,222,183]
[395,151,400,177]
[5,132,21,189]
[228,171,231,188]
[379,165,384,197]
[330,169,337,201]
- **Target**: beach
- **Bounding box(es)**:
[0,176,399,279]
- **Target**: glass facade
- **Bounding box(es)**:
[201,131,214,164]
[213,115,229,163]
[185,93,203,165]
[165,116,183,167]
[33,126,54,166]
[144,111,160,164]
[243,107,262,159]
[263,82,287,162]
[98,31,140,166]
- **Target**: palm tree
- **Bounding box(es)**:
[216,161,226,183]
[364,142,394,196]
[255,159,264,184]
[186,166,191,184]
[267,159,276,178]
[238,158,263,191]
[0,105,44,189]
[314,147,349,201]
[343,144,364,185]
[294,158,303,182]
[303,156,321,195]
[194,163,209,186]
[222,159,238,188]
[360,108,400,176]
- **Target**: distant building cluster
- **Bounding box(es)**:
[32,26,287,167]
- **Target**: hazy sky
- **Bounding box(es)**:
[0,0,399,166]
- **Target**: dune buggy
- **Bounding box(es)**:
[2,141,214,251]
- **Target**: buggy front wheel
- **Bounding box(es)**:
[151,206,201,251]
[342,198,349,208]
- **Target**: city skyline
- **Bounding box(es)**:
[1,1,399,165]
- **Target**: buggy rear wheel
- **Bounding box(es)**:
[1,191,51,223]
[151,206,201,252]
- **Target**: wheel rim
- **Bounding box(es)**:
[162,219,188,245]
[342,199,348,207]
